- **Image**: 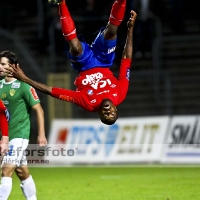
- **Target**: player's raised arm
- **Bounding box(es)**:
[122,10,137,59]
[5,64,53,94]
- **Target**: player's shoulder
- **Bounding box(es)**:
[16,80,32,88]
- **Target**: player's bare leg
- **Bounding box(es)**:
[58,0,83,56]
[104,0,126,40]
[15,166,37,200]
[0,164,16,199]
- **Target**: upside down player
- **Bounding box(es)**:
[7,0,137,125]
[0,100,9,156]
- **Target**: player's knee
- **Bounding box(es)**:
[69,38,83,56]
[1,165,15,177]
[104,23,118,39]
[15,167,29,180]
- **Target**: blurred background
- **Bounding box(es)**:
[0,0,200,140]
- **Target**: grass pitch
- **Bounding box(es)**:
[9,165,200,200]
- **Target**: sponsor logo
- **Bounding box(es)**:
[56,128,69,149]
[96,90,110,95]
[164,117,200,161]
[110,84,116,88]
[30,87,39,100]
[70,59,77,63]
[69,124,119,156]
[82,73,112,90]
[82,73,103,85]
[126,69,130,80]
[108,46,116,54]
[168,118,200,147]
[11,82,20,88]
[59,95,73,103]
[116,124,160,154]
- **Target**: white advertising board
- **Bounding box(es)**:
[46,117,169,164]
[162,116,200,163]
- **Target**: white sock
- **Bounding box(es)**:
[0,177,12,200]
[20,175,37,200]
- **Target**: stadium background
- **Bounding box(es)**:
[1,1,200,199]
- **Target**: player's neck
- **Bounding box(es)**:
[5,76,16,82]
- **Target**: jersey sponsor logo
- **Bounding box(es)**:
[82,73,103,85]
[110,84,116,88]
[30,87,39,100]
[59,95,73,103]
[107,46,116,54]
[70,59,77,63]
[11,82,20,88]
[126,69,130,80]
[10,89,16,96]
[96,90,110,95]
[87,90,93,95]
[82,73,112,90]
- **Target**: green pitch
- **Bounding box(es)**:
[9,165,200,200]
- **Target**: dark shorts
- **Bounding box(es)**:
[67,28,117,72]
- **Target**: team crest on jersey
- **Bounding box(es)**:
[10,89,16,96]
[1,93,6,99]
[11,82,20,88]
[126,69,130,80]
[90,99,96,103]
[87,90,93,95]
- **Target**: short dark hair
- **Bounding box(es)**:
[0,51,18,65]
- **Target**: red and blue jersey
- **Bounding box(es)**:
[51,58,132,112]
[67,29,117,72]
[0,99,9,136]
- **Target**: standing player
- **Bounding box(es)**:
[0,51,47,200]
[6,10,137,126]
[0,100,9,156]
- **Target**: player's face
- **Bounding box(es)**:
[0,57,11,77]
[98,99,117,124]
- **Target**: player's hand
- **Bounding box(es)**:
[5,63,27,81]
[0,136,9,156]
[127,10,137,29]
[37,135,48,147]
